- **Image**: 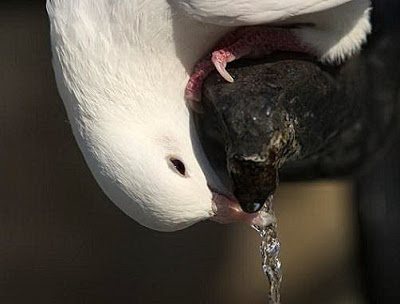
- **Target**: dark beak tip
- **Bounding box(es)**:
[240,201,264,213]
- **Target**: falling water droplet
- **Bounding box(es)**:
[252,195,282,304]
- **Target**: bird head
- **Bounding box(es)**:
[79,105,259,232]
[47,0,266,232]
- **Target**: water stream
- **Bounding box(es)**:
[253,195,282,304]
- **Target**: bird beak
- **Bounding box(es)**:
[210,189,275,226]
[229,157,277,213]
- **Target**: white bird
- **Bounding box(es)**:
[46,0,371,231]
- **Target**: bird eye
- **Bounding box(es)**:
[169,157,186,176]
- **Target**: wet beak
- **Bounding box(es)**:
[229,157,277,213]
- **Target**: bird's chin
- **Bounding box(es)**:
[210,191,267,226]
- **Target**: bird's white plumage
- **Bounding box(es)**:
[177,0,353,25]
[47,0,225,231]
[176,0,372,63]
[47,0,371,231]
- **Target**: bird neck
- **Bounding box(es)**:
[293,0,372,63]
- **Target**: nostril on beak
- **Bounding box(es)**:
[240,198,266,213]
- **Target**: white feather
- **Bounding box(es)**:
[47,0,226,231]
[177,0,372,63]
[176,0,353,25]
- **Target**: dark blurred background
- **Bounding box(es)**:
[2,1,399,303]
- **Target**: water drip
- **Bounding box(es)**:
[253,195,282,304]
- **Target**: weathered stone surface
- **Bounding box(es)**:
[195,29,400,211]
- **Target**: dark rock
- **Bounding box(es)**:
[195,29,400,211]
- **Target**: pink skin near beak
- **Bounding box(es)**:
[211,192,276,227]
